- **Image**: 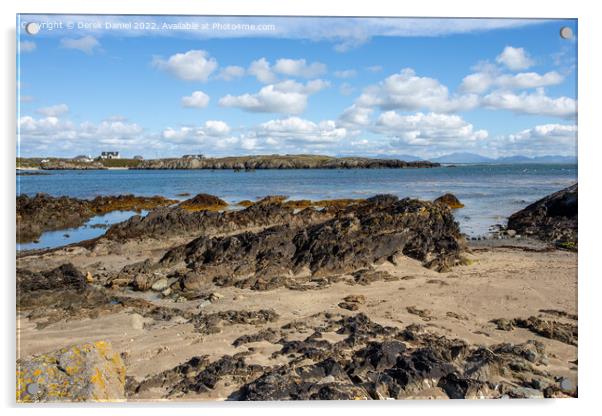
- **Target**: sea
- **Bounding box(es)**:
[16,164,577,250]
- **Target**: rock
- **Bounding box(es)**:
[507,184,577,247]
[178,193,228,211]
[209,292,224,303]
[343,294,366,304]
[338,302,360,311]
[151,278,170,292]
[434,193,465,209]
[506,229,517,237]
[508,387,544,399]
[559,377,574,393]
[16,193,176,243]
[85,271,94,283]
[17,341,126,402]
[166,195,464,290]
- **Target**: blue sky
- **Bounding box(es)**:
[17,15,577,159]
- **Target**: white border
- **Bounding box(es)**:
[2,1,600,415]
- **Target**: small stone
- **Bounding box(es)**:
[26,383,40,395]
[161,288,172,297]
[151,278,170,291]
[506,229,517,237]
[85,271,94,283]
[559,377,573,393]
[198,300,212,308]
[209,292,224,303]
[343,294,366,304]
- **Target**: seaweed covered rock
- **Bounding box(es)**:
[162,195,464,289]
[178,193,228,211]
[434,193,464,209]
[17,341,126,402]
[16,193,176,243]
[507,184,577,247]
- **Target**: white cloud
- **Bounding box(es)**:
[219,79,329,114]
[60,36,101,54]
[375,111,488,147]
[36,104,69,117]
[356,68,478,113]
[495,71,564,90]
[273,58,327,78]
[248,58,277,84]
[259,117,347,144]
[204,120,231,136]
[482,88,577,118]
[153,50,218,82]
[488,124,577,157]
[216,65,245,81]
[20,41,36,53]
[181,91,210,108]
[334,69,357,79]
[460,70,564,93]
[496,46,534,71]
[339,104,373,126]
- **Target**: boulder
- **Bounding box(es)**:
[178,193,228,211]
[17,341,126,402]
[507,184,577,247]
[434,193,464,209]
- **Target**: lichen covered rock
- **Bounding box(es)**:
[17,341,126,402]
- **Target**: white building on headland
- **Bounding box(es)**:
[100,151,120,159]
[182,154,205,160]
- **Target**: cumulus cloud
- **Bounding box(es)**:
[218,79,329,114]
[204,120,231,136]
[488,124,577,157]
[20,40,36,53]
[216,65,245,81]
[339,82,355,96]
[355,68,478,113]
[273,58,327,78]
[496,46,534,71]
[375,111,488,147]
[460,70,564,93]
[36,104,69,117]
[60,36,101,54]
[482,88,577,118]
[339,104,373,126]
[181,91,210,108]
[248,58,277,84]
[258,117,347,144]
[153,50,218,82]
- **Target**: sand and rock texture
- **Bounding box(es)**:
[15,188,578,402]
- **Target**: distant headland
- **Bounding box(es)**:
[17,154,439,170]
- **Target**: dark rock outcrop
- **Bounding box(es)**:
[16,193,176,243]
[178,193,228,211]
[159,195,464,290]
[507,184,577,247]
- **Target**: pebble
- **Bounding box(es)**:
[151,278,170,291]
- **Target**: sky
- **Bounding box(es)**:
[17,15,578,159]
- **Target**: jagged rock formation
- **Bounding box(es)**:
[17,341,126,402]
[434,193,464,209]
[507,184,577,247]
[156,195,464,290]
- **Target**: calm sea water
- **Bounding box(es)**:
[17,164,577,249]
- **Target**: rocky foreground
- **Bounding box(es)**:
[16,188,578,402]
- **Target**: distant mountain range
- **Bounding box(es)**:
[387,152,576,164]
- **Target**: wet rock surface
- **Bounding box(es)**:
[160,195,464,290]
[178,193,228,211]
[17,341,126,402]
[507,184,577,248]
[434,193,465,209]
[17,193,176,243]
